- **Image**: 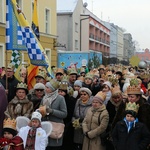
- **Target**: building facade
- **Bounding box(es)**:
[57,0,110,56]
[0,0,57,67]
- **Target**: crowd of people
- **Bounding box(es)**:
[0,63,150,150]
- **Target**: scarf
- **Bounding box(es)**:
[25,127,37,150]
[124,117,138,133]
[42,90,58,106]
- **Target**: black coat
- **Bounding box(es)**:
[112,120,150,150]
[0,75,19,102]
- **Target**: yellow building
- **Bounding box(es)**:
[0,0,57,67]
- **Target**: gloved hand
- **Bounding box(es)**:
[84,132,90,139]
[46,106,53,114]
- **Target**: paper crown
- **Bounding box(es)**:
[59,82,68,91]
[56,68,64,75]
[17,82,27,90]
[127,85,141,95]
[130,78,139,86]
[3,118,16,131]
[85,73,93,80]
[111,86,121,95]
[7,63,15,70]
[68,68,78,75]
[35,70,46,79]
[125,102,139,113]
[95,91,106,102]
[61,75,69,82]
[80,67,85,73]
[98,64,105,70]
[108,76,119,86]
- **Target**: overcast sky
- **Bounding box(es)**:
[84,0,150,50]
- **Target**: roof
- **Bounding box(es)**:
[57,0,78,13]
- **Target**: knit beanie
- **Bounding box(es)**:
[74,80,82,88]
[46,79,59,92]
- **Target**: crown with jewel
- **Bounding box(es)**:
[85,73,94,80]
[17,82,27,90]
[7,63,15,70]
[35,70,46,79]
[125,102,139,113]
[127,78,141,95]
[59,81,68,91]
[108,76,119,86]
[3,118,16,131]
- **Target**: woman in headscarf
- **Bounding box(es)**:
[72,87,93,150]
[82,91,109,150]
[39,79,67,150]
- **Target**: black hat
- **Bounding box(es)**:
[2,128,17,137]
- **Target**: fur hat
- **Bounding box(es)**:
[34,83,45,90]
[74,80,82,87]
[93,91,106,104]
[31,112,42,122]
[46,79,59,92]
[79,87,92,96]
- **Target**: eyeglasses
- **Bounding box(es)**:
[80,93,87,96]
[35,89,44,92]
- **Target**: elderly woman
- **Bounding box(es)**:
[82,91,109,150]
[4,82,33,119]
[72,87,93,150]
[39,79,67,150]
[27,83,45,111]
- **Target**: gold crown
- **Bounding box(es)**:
[61,75,69,82]
[68,68,78,75]
[108,76,119,86]
[98,64,105,70]
[125,102,139,113]
[59,82,68,90]
[95,91,106,102]
[35,70,46,79]
[3,118,16,130]
[80,67,85,73]
[111,86,121,96]
[7,63,15,70]
[127,85,141,95]
[130,78,139,86]
[85,73,93,80]
[17,82,27,90]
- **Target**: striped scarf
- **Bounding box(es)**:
[25,128,37,150]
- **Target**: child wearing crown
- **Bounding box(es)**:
[0,118,24,150]
[112,102,150,150]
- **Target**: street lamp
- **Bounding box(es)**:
[80,15,90,51]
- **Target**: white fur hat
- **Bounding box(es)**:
[103,81,112,89]
[34,83,45,90]
[31,112,42,122]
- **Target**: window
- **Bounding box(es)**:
[75,40,78,50]
[0,0,4,22]
[45,9,50,34]
[45,49,51,67]
[75,22,78,32]
[0,44,4,66]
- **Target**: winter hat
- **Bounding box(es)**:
[79,87,92,96]
[93,91,106,104]
[34,83,45,90]
[31,112,42,122]
[74,80,82,88]
[46,79,59,92]
[103,81,112,89]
